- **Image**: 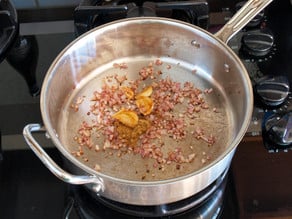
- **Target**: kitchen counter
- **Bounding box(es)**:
[232,136,292,219]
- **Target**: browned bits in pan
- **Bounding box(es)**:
[70,96,85,112]
[71,59,218,173]
[113,62,128,69]
[94,164,101,172]
[155,59,163,65]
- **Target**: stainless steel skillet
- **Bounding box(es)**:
[23,0,271,206]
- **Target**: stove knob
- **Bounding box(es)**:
[262,111,292,151]
[241,30,274,57]
[255,75,290,107]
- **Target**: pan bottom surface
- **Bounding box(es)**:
[58,56,234,181]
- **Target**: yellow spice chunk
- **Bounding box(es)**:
[121,86,134,99]
[135,86,153,99]
[135,97,154,116]
[112,109,138,128]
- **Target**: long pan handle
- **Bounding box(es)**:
[23,123,104,192]
[215,0,273,43]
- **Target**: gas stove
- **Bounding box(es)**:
[0,0,292,219]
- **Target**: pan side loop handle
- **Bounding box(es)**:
[23,123,104,193]
[215,0,273,43]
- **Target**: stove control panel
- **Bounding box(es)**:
[224,2,292,152]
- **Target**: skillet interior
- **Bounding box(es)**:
[57,56,233,181]
[41,18,251,183]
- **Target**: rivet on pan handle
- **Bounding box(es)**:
[215,0,273,43]
[23,123,104,193]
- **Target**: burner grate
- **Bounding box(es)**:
[74,0,209,35]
